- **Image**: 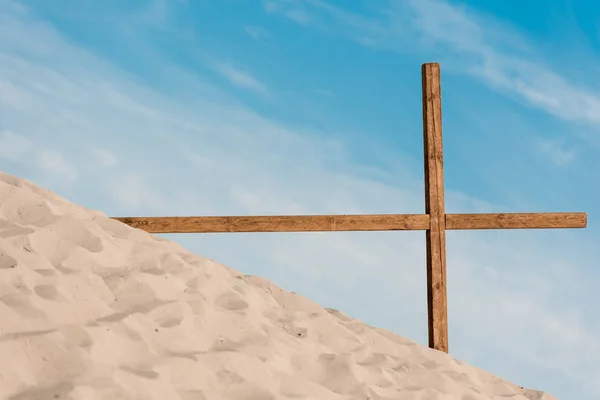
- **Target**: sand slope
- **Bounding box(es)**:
[0,171,557,400]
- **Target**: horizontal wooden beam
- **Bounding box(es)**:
[446,212,587,230]
[112,214,431,233]
[112,212,586,233]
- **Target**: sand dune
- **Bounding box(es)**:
[0,171,557,400]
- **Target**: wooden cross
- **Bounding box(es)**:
[114,63,586,353]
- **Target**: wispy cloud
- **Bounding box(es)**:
[265,0,600,133]
[0,131,32,161]
[38,150,79,181]
[137,0,190,30]
[536,137,576,166]
[263,0,313,25]
[0,131,79,182]
[405,0,600,128]
[244,25,271,40]
[213,62,270,96]
[140,0,169,26]
[93,148,118,168]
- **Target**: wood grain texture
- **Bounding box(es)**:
[110,63,588,357]
[422,62,448,353]
[113,212,587,233]
[112,214,431,233]
[446,212,587,230]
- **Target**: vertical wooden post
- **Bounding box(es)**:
[421,63,449,353]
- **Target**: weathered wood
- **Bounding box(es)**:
[113,212,586,233]
[112,214,431,234]
[446,212,586,230]
[422,62,448,353]
[110,63,587,356]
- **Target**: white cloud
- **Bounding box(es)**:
[0,2,598,399]
[110,172,167,211]
[136,0,190,31]
[265,0,600,132]
[405,0,600,127]
[93,148,118,168]
[0,131,80,182]
[38,150,79,181]
[213,62,270,96]
[244,25,270,40]
[140,0,169,26]
[0,130,32,161]
[263,0,313,25]
[536,138,576,166]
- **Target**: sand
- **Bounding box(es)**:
[0,170,557,400]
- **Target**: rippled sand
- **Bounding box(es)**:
[0,171,556,400]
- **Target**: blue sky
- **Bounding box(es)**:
[0,0,598,398]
